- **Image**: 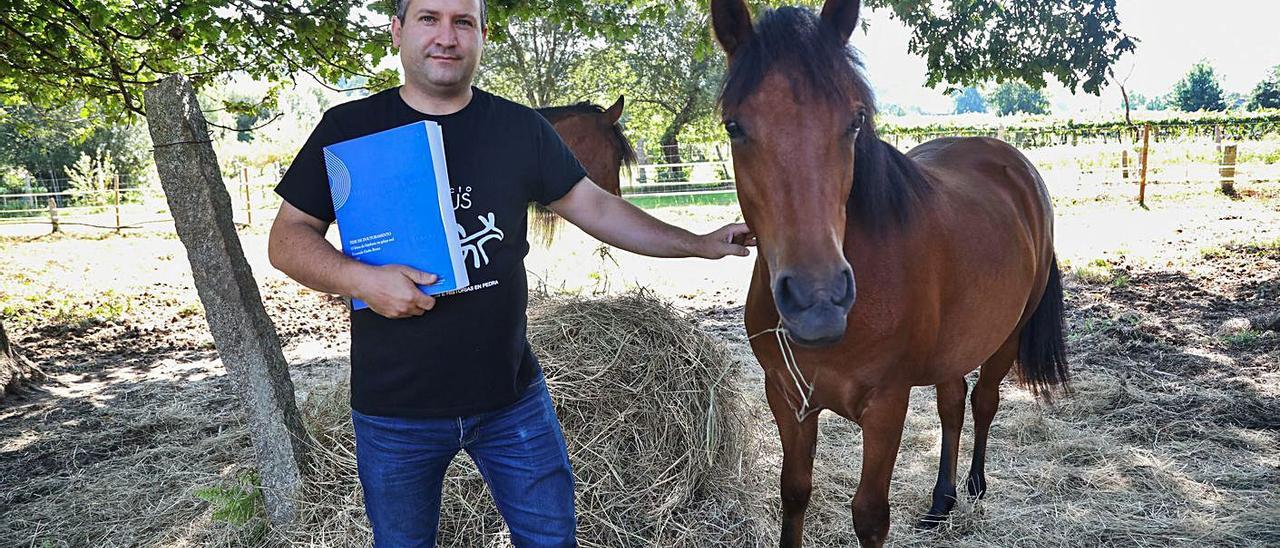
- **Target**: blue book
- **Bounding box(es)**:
[323,120,470,310]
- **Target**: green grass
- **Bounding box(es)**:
[1201,237,1280,260]
[1200,245,1230,259]
[175,301,202,318]
[195,473,263,525]
[1072,258,1117,285]
[1,289,132,329]
[1241,237,1280,255]
[625,190,739,209]
[194,472,268,543]
[1109,272,1131,289]
[1220,329,1261,348]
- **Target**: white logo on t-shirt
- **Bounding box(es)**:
[458,212,504,269]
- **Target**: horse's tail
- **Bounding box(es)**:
[1017,255,1070,400]
[529,203,562,248]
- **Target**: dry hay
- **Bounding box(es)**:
[276,288,769,547]
[7,258,1278,547]
[0,375,257,547]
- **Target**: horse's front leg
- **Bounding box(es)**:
[852,387,910,548]
[764,378,820,548]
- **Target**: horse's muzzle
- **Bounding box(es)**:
[773,267,856,346]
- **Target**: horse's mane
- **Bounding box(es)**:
[536,103,637,169]
[719,7,931,233]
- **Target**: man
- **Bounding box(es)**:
[268,0,752,546]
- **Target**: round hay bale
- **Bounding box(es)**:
[280,289,767,547]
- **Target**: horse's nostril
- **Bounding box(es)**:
[837,268,857,307]
[775,274,807,312]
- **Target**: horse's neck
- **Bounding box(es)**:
[846,136,932,241]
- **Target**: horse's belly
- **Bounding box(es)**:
[916,241,1040,384]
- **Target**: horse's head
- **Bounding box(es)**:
[712,0,868,346]
[540,97,635,197]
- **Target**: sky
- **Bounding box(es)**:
[855,0,1280,115]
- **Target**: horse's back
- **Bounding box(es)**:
[907,136,1053,251]
[910,136,1049,201]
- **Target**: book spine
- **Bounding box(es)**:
[426,122,471,292]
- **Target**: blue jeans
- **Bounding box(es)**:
[352,375,577,547]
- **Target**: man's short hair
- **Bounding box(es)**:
[396,0,487,27]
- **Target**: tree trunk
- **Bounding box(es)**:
[1119,81,1132,126]
[143,74,309,526]
[659,97,698,182]
[660,128,683,182]
[1,319,43,403]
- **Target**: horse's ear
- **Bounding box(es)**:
[711,0,753,58]
[604,96,624,125]
[820,0,861,44]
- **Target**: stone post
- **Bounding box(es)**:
[47,198,59,233]
[143,74,308,526]
[1219,144,1237,196]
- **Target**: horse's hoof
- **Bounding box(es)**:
[914,513,948,530]
[915,497,954,530]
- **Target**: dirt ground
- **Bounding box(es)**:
[1,183,1278,546]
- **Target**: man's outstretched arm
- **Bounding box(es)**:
[547,177,755,259]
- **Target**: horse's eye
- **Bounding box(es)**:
[724,120,746,140]
[847,110,867,136]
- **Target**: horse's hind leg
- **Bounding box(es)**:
[966,335,1018,499]
[916,377,968,528]
[764,380,820,548]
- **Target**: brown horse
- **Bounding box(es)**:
[531,97,637,246]
[709,0,1068,546]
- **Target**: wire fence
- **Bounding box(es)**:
[2,122,1278,234]
[623,121,1280,204]
[0,169,283,231]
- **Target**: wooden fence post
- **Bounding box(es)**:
[47,197,60,233]
[1122,149,1130,182]
[113,174,122,231]
[1220,144,1237,195]
[1138,123,1151,207]
[242,167,253,226]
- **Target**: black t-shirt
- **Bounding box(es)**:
[275,87,586,418]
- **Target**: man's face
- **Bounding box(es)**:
[392,0,486,93]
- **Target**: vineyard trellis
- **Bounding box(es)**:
[3,115,1280,232]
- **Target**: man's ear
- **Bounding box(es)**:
[391,15,403,49]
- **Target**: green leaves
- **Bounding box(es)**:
[1172,61,1227,112]
[0,0,1136,129]
[0,0,392,121]
[868,0,1135,95]
[988,81,1051,116]
[1248,65,1280,111]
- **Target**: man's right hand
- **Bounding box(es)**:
[350,264,439,319]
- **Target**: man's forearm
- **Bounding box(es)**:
[574,194,700,258]
[269,223,366,297]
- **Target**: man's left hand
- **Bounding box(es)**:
[691,223,757,259]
